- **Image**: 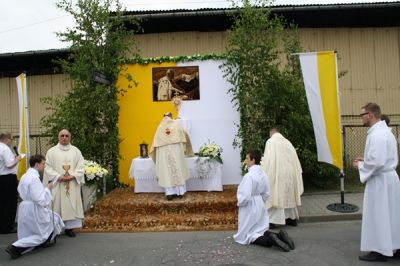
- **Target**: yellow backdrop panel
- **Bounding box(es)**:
[117,63,177,186]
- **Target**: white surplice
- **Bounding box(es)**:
[260,133,303,224]
[233,165,270,245]
[13,168,64,249]
[358,120,400,257]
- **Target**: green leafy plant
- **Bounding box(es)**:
[221,0,339,189]
[41,0,140,191]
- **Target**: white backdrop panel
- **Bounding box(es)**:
[178,60,241,184]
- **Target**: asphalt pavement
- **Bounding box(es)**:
[1,220,399,266]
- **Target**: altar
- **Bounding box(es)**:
[129,157,223,193]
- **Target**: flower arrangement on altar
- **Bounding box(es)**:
[198,141,223,164]
[84,160,109,186]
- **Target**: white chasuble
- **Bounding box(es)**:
[43,143,85,222]
[261,133,303,220]
[150,117,190,190]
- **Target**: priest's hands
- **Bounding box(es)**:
[59,175,75,182]
[352,157,364,169]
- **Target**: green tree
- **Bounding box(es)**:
[222,0,338,188]
[41,0,140,190]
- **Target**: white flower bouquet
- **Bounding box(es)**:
[84,160,109,185]
[198,141,223,164]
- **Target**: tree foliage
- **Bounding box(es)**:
[41,0,140,188]
[222,0,338,188]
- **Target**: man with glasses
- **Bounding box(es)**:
[353,103,400,261]
[43,129,85,237]
[0,132,22,234]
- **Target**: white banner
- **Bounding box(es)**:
[16,73,30,177]
[299,51,343,170]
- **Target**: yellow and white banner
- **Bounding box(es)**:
[16,73,30,178]
[299,51,343,170]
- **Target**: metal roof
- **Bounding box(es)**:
[1,0,400,56]
[123,0,400,13]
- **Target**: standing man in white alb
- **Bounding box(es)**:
[353,102,400,262]
[5,154,64,259]
[43,129,85,237]
[261,127,303,227]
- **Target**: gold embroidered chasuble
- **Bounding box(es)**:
[150,117,192,188]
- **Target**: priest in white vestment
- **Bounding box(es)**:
[353,103,400,262]
[150,113,193,200]
[43,129,85,237]
[5,155,64,259]
[261,128,303,227]
[234,150,294,252]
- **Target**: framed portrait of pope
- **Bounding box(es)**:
[152,66,200,102]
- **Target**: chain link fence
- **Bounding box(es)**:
[343,124,400,184]
[13,134,52,157]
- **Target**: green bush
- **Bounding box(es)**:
[41,0,140,191]
[222,0,340,189]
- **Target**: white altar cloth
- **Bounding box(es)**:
[129,157,223,193]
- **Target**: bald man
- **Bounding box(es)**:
[43,129,85,237]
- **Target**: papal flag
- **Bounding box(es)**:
[16,73,30,178]
[299,51,343,170]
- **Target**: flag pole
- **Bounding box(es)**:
[326,126,358,213]
[326,53,358,213]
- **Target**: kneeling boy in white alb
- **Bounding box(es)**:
[234,150,295,252]
[5,154,64,259]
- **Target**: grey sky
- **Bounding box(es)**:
[0,0,398,54]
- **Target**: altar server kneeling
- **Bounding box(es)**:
[234,150,295,252]
[5,154,64,259]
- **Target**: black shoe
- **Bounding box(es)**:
[65,229,76,237]
[39,241,55,248]
[278,230,295,250]
[285,218,298,227]
[38,237,56,248]
[38,232,55,248]
[269,233,290,252]
[5,245,21,259]
[166,195,174,201]
[393,250,400,259]
[166,194,178,201]
[269,223,276,229]
[358,252,388,262]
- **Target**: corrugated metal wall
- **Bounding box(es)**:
[0,74,71,135]
[1,27,399,136]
